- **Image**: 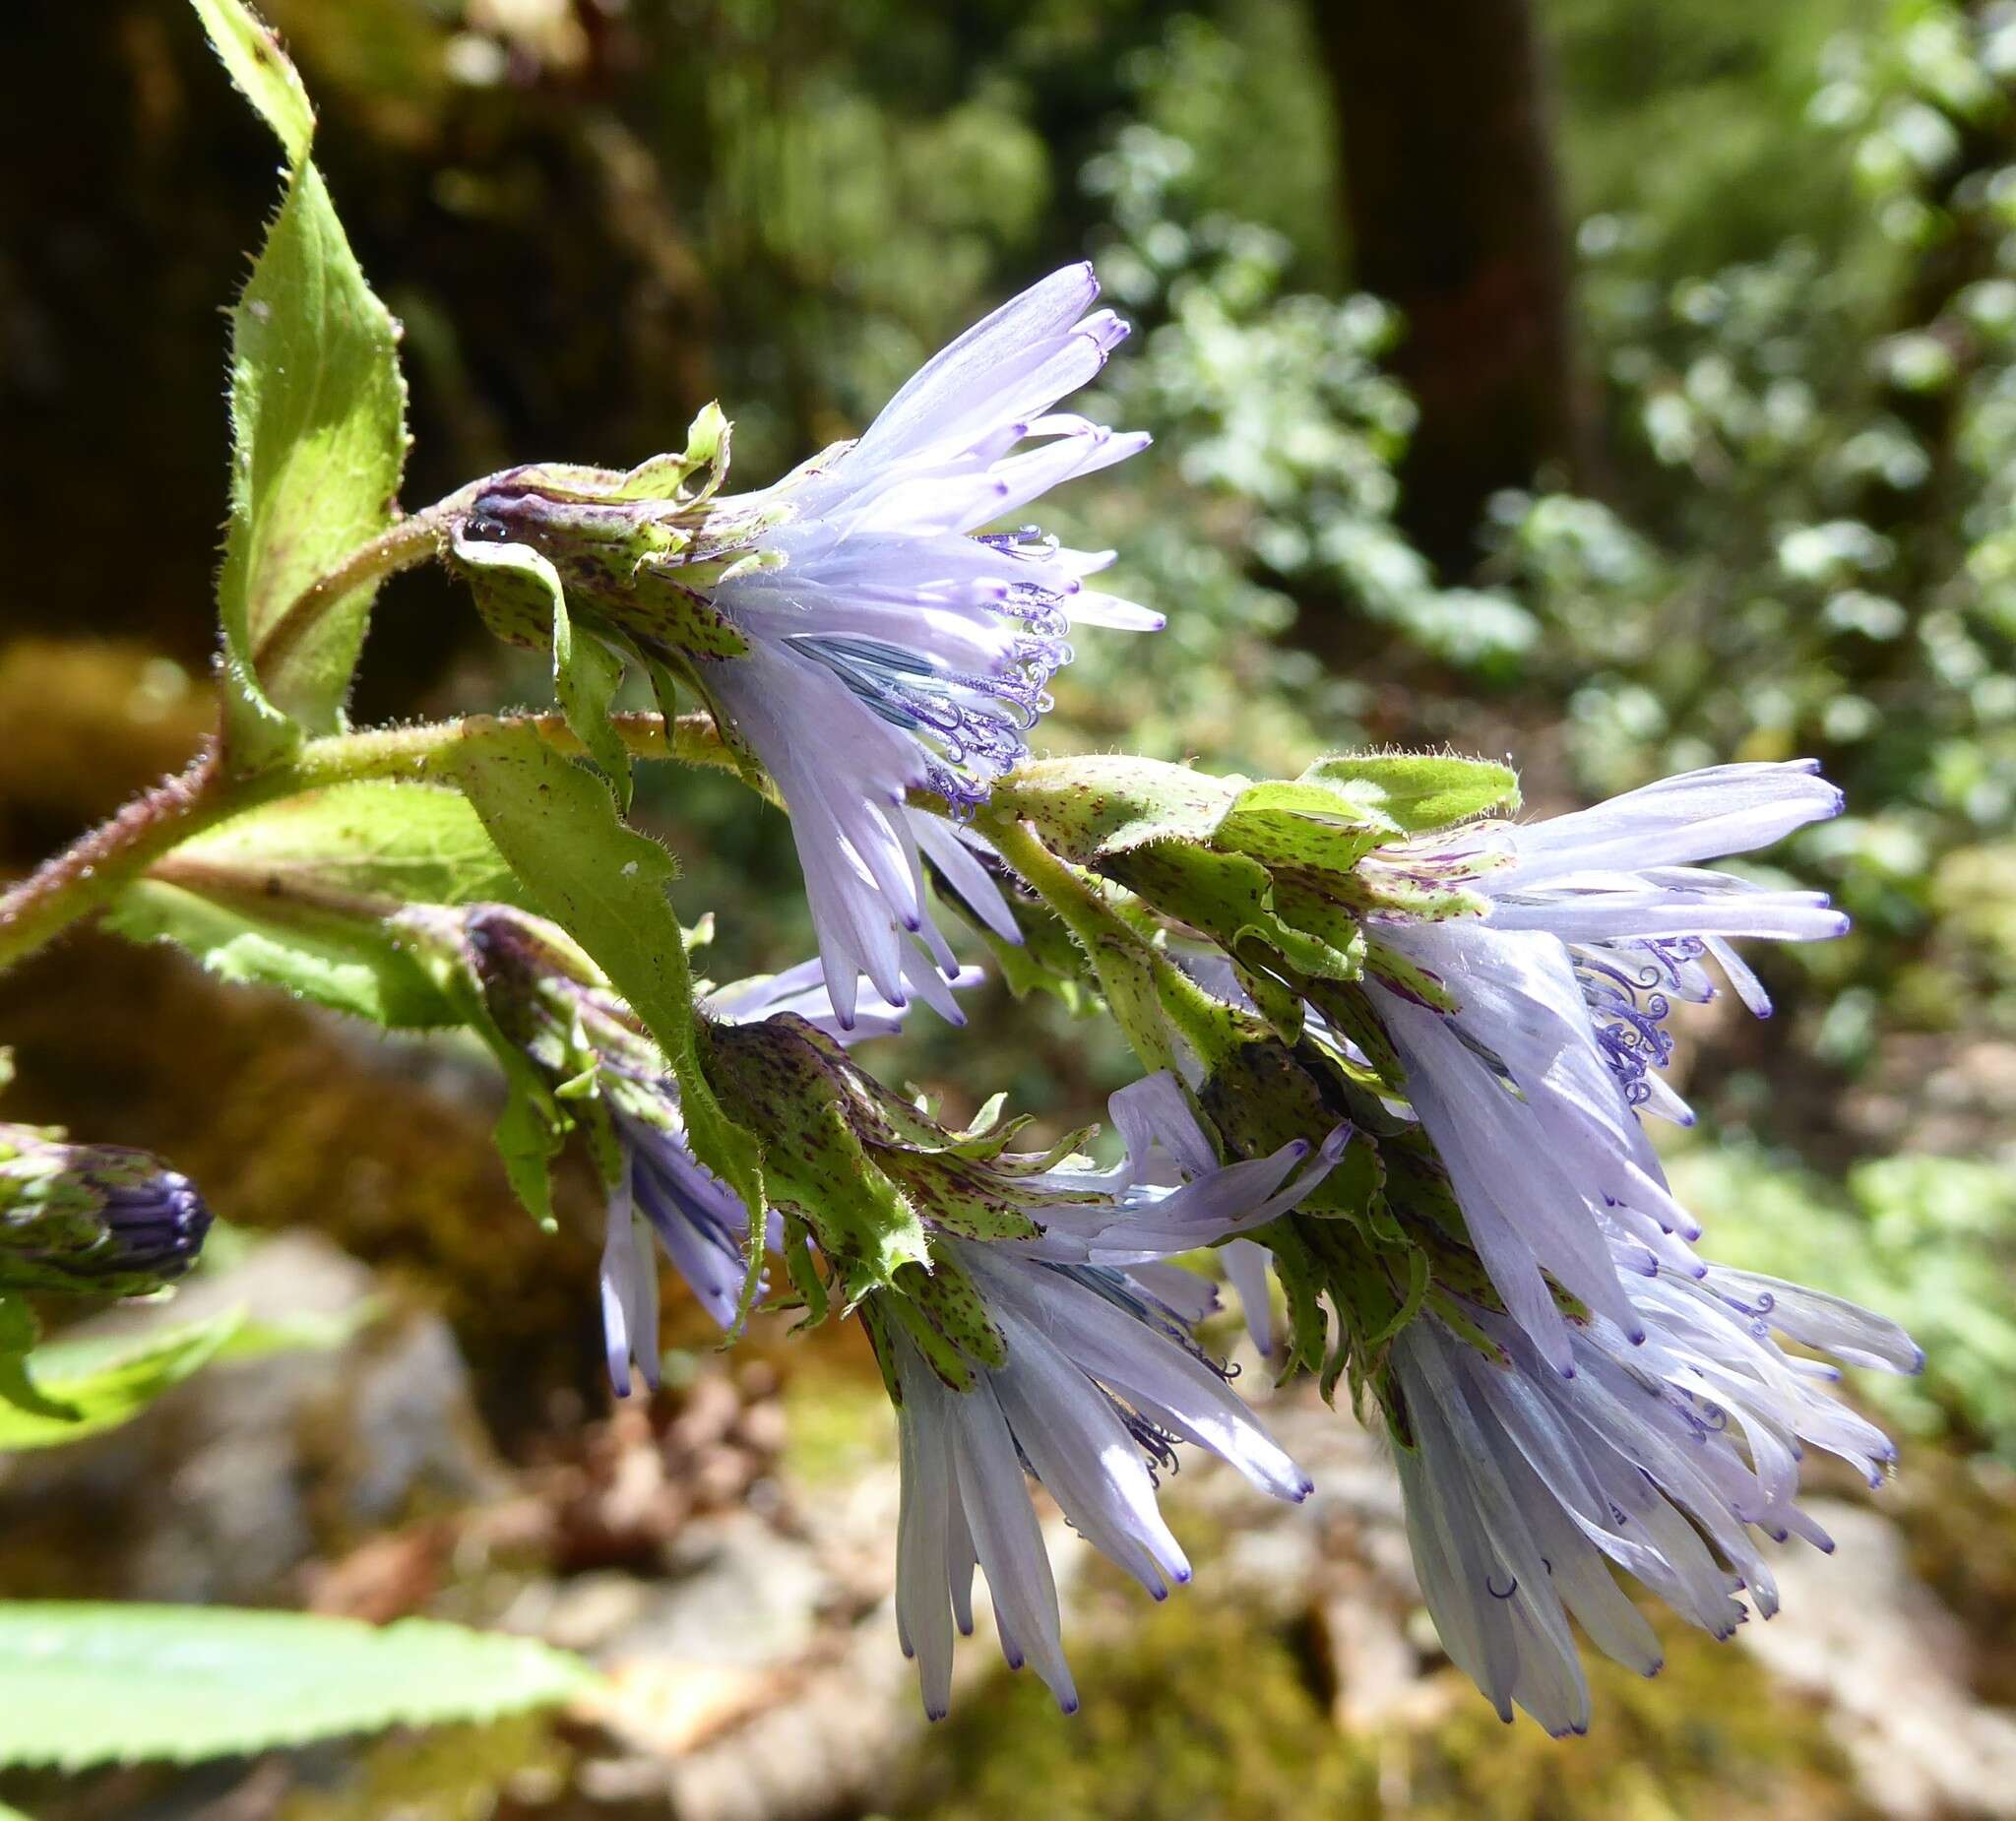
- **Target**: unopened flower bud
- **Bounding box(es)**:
[0,1127,212,1296]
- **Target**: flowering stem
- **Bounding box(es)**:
[0,711,731,974]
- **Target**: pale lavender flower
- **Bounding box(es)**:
[598,962,980,1394]
[704,264,1157,1028]
[1009,1070,1352,1266]
[1367,761,1848,1371]
[886,1249,1307,1719]
[1388,1258,1919,1736]
[881,1073,1343,1717]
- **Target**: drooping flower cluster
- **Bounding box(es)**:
[462,903,1347,1713]
[1049,753,1921,1726]
[428,272,1922,1735]
[1288,762,1928,1727]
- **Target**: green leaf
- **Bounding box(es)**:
[220,158,408,757]
[0,1297,67,1422]
[167,783,529,908]
[192,0,410,765]
[103,783,534,1030]
[447,722,764,1222]
[188,0,314,158]
[0,1300,371,1454]
[211,1300,379,1363]
[1296,754,1520,834]
[0,1604,595,1769]
[0,1308,244,1451]
[105,879,459,1029]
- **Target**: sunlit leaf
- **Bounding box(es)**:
[190,0,409,765]
[187,0,314,158]
[167,783,529,909]
[0,1604,595,1769]
[0,1301,366,1454]
[0,1308,238,1451]
[447,722,765,1222]
[105,879,458,1029]
[0,1297,65,1423]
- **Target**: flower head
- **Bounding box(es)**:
[457,902,974,1392]
[597,958,973,1394]
[863,1074,1342,1717]
[703,266,1157,1025]
[1387,1252,1920,1736]
[1357,761,1848,1371]
[452,268,1155,1031]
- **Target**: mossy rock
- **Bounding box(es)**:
[890,1561,1871,1821]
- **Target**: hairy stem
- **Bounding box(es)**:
[0,747,230,974]
[0,711,733,973]
[253,494,475,685]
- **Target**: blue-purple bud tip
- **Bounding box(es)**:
[100,1170,212,1280]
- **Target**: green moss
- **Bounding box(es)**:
[892,1592,1368,1821]
[1422,1627,1874,1821]
[271,1715,571,1821]
[889,1562,1868,1821]
[781,1354,897,1489]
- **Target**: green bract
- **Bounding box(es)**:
[995,748,1518,1043]
[1195,1035,1507,1415]
[704,1014,1107,1324]
[445,406,770,808]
